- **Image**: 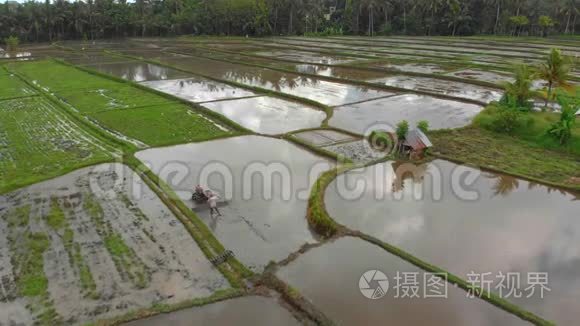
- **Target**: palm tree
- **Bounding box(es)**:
[502,64,535,108]
[562,0,577,34]
[536,49,572,108]
[363,0,378,36]
[484,0,503,34]
[426,0,443,35]
[380,0,393,27]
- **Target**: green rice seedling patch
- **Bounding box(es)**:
[46,198,99,298]
[91,104,232,146]
[9,60,115,92]
[0,72,37,99]
[57,85,172,114]
[0,97,113,194]
[83,194,149,289]
[9,60,233,147]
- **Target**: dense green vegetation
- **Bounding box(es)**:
[9,60,233,147]
[430,127,580,189]
[92,104,228,146]
[433,49,579,189]
[0,72,36,99]
[0,96,113,194]
[0,0,576,41]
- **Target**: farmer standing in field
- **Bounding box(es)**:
[206,190,222,218]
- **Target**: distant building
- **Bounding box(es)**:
[401,129,432,158]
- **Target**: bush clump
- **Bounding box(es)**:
[417,120,429,133]
[396,120,409,140]
[368,130,391,151]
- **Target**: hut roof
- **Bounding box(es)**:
[403,129,433,150]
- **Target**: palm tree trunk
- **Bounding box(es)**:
[355,3,360,34]
[494,1,500,34]
[371,7,374,36]
[565,12,571,34]
[429,8,434,36]
[368,7,373,36]
[274,7,278,33]
[403,3,406,34]
[289,6,293,34]
[544,81,553,108]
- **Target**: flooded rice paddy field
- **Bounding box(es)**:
[152,55,396,106]
[324,160,580,325]
[0,164,227,325]
[252,50,358,64]
[329,94,483,134]
[2,36,580,324]
[125,296,301,325]
[82,61,191,82]
[201,96,326,135]
[371,75,502,103]
[140,77,256,103]
[282,37,545,59]
[278,237,529,326]
[136,136,333,271]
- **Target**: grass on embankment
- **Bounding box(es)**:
[429,127,580,190]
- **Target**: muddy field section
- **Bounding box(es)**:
[291,129,387,163]
[136,135,334,271]
[0,163,227,325]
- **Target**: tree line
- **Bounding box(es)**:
[0,0,577,43]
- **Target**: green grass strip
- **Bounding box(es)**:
[91,288,245,326]
[357,233,554,326]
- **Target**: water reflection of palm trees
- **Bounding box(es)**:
[486,172,580,200]
[222,68,318,92]
[485,173,520,197]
